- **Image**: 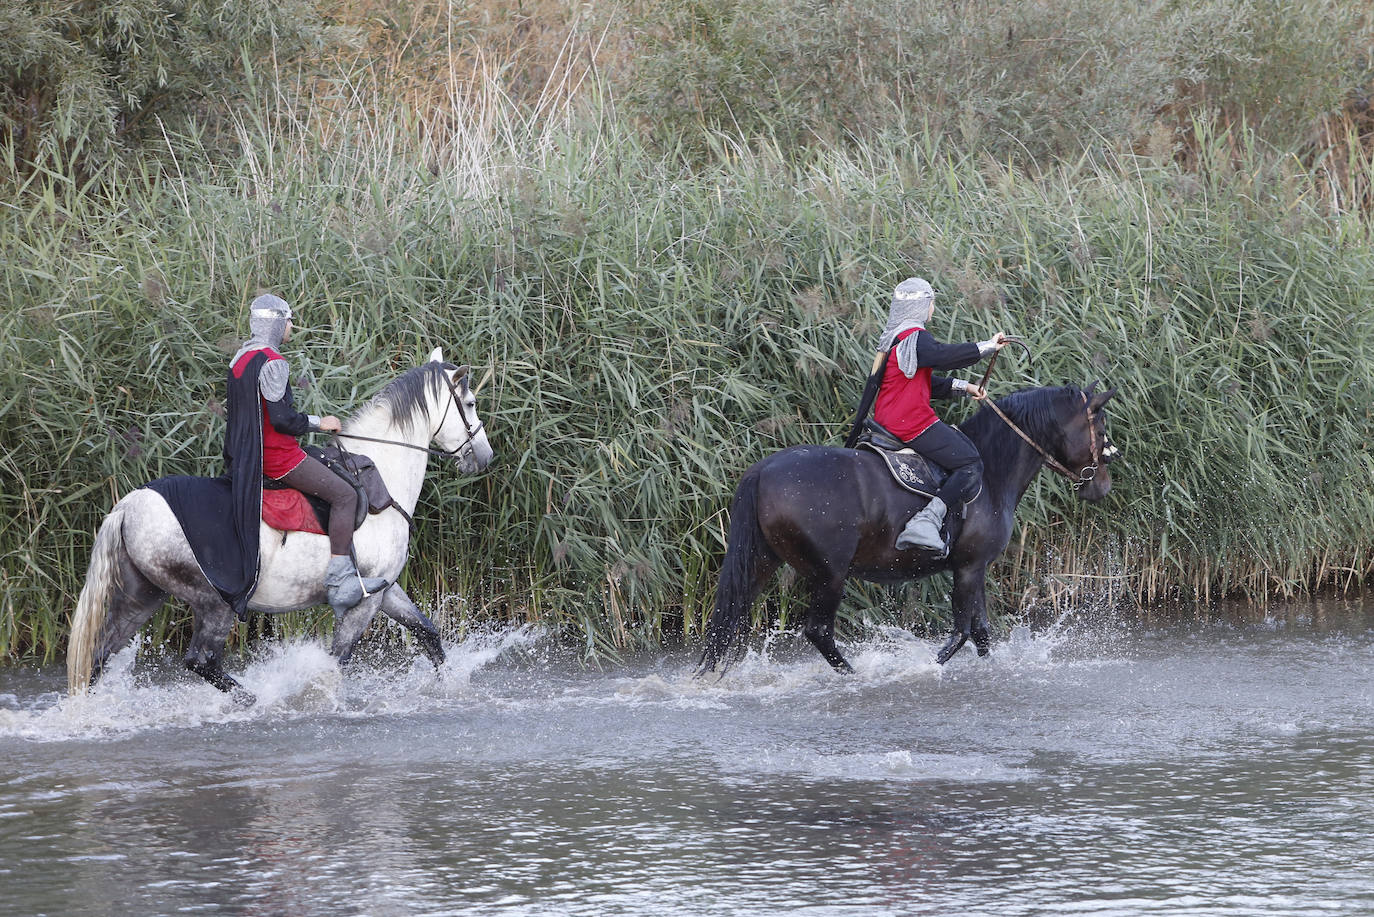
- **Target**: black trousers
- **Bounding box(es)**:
[906,420,983,508]
[277,454,357,555]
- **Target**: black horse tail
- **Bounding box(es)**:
[697,468,772,675]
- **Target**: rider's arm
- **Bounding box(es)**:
[259,359,321,435]
[931,376,977,399]
[903,330,982,373]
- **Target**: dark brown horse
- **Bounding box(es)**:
[698,382,1119,673]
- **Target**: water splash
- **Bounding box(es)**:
[0,644,239,741]
[729,745,1035,784]
[688,620,1109,696]
[0,626,545,743]
[0,613,1148,744]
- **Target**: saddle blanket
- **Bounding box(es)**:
[148,446,396,546]
[856,442,945,498]
[262,488,327,535]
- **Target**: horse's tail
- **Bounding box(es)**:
[697,468,772,675]
[67,498,128,695]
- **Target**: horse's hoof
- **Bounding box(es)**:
[229,688,257,708]
[417,634,446,670]
[188,660,245,694]
[972,628,992,656]
[936,632,968,665]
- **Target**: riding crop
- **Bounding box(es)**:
[976,335,1033,395]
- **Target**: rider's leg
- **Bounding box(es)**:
[275,455,387,611]
[276,454,356,554]
[896,421,982,552]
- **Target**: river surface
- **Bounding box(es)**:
[1,599,1371,916]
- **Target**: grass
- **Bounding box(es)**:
[1,71,1372,662]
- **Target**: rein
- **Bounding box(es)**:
[331,432,458,458]
[983,396,1099,490]
[978,340,1101,490]
[976,336,1034,393]
[333,371,484,462]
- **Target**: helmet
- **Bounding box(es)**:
[878,277,936,353]
[248,293,292,348]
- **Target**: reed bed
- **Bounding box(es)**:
[2,93,1372,660]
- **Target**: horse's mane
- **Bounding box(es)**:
[347,361,451,435]
[960,384,1083,454]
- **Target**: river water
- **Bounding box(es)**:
[1,599,1371,916]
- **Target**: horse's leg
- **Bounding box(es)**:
[937,564,988,664]
[379,585,445,670]
[182,591,250,698]
[91,549,168,682]
[935,631,967,664]
[969,568,994,657]
[330,592,385,666]
[802,575,854,674]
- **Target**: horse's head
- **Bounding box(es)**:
[1058,381,1118,502]
[429,347,495,474]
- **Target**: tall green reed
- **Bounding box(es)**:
[2,93,1371,662]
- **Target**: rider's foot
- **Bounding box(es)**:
[896,496,948,553]
[325,555,389,614]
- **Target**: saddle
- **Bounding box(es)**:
[853,420,950,498]
[261,445,400,536]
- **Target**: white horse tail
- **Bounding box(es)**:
[67,498,129,695]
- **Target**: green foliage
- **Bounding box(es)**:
[4,0,1374,661]
[2,98,1373,661]
[618,0,1374,160]
[0,0,331,174]
[1185,0,1373,145]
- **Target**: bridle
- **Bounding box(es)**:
[334,366,484,462]
[983,391,1106,491]
[431,368,486,462]
[978,343,1112,491]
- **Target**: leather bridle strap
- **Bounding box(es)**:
[334,371,483,461]
[983,393,1101,490]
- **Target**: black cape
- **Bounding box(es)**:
[144,351,267,618]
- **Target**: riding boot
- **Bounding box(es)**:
[325,555,389,615]
[896,497,948,553]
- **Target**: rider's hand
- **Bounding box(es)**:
[318,416,342,433]
[968,385,987,400]
[977,333,1009,357]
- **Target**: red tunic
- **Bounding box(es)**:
[873,328,937,441]
[232,347,307,479]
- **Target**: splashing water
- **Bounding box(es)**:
[0,625,546,743]
[1,605,1372,916]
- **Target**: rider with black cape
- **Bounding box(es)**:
[222,294,387,616]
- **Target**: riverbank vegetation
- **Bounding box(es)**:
[3,0,1373,660]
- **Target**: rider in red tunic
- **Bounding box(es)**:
[872,278,1006,553]
[226,294,386,615]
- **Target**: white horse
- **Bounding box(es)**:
[67,348,493,698]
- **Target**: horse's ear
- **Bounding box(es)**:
[454,364,471,384]
[1089,386,1117,410]
[1084,380,1099,397]
[429,347,444,363]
